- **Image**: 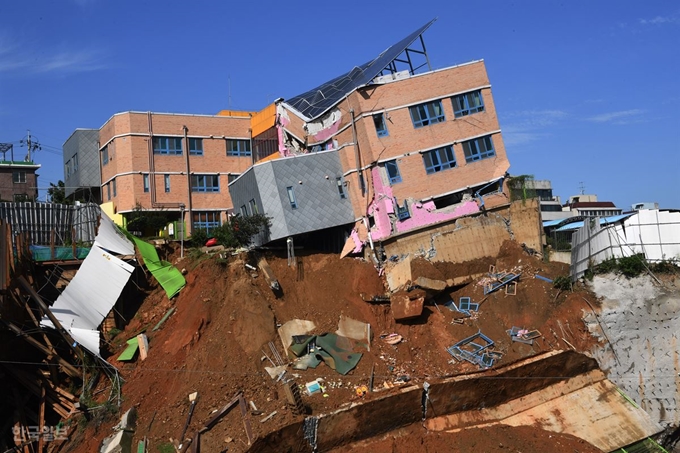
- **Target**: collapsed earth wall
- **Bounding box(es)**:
[248,350,597,452]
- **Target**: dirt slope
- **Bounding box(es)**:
[67,241,602,452]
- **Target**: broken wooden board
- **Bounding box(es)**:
[137,334,149,361]
[257,257,280,291]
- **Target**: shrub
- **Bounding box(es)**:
[553,275,572,291]
[618,254,645,278]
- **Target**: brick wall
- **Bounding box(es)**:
[99,112,253,222]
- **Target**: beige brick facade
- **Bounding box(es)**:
[98,111,253,232]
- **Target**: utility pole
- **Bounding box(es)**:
[20,130,41,162]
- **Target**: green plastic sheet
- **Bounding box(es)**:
[289,333,362,375]
[132,237,186,299]
[117,337,139,362]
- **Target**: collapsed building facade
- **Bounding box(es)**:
[229,19,511,250]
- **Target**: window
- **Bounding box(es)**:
[422,145,456,174]
[12,171,26,183]
[153,137,183,155]
[226,139,251,156]
[164,174,170,193]
[373,113,388,137]
[228,174,240,183]
[240,205,248,216]
[73,153,78,172]
[384,160,402,184]
[143,174,149,193]
[193,211,221,234]
[452,90,484,118]
[112,178,117,197]
[287,186,297,209]
[189,138,203,156]
[65,161,71,178]
[462,135,495,163]
[409,100,445,128]
[336,177,347,199]
[191,174,219,192]
[249,199,258,215]
[102,146,109,165]
[14,193,29,202]
[107,183,111,200]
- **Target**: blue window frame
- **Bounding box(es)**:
[102,146,109,165]
[226,139,251,156]
[143,174,149,193]
[189,138,203,155]
[112,178,116,197]
[422,145,457,174]
[191,174,220,192]
[452,90,485,118]
[286,186,297,209]
[373,113,388,137]
[164,174,170,193]
[193,211,220,234]
[409,100,445,128]
[384,160,402,184]
[462,136,495,163]
[153,137,183,155]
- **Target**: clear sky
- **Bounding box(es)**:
[1,1,678,208]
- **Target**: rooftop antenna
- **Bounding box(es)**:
[579,181,585,195]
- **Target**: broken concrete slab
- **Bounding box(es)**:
[413,276,447,292]
[391,293,424,321]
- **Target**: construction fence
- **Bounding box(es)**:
[570,210,680,280]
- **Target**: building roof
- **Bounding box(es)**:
[283,19,436,121]
[569,201,617,208]
[554,213,633,232]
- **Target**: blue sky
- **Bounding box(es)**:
[1,1,678,208]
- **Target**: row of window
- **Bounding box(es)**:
[100,138,251,166]
[65,153,79,178]
[151,137,251,157]
[382,135,496,184]
[372,89,485,137]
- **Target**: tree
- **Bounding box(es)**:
[47,180,71,204]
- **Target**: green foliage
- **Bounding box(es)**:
[126,203,170,236]
[590,254,646,278]
[507,174,537,202]
[618,255,646,278]
[649,258,679,274]
[157,443,176,453]
[190,214,271,249]
[553,275,572,291]
[48,180,71,204]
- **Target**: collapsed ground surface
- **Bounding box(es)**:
[66,240,603,452]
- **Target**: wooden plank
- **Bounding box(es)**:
[38,382,45,453]
[199,392,241,433]
[238,394,253,445]
[137,334,149,361]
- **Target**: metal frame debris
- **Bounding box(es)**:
[447,331,496,369]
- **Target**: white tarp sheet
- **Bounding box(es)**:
[42,210,136,356]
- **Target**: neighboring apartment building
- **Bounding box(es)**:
[229,20,511,247]
[514,179,571,221]
[98,111,254,234]
[564,195,622,217]
[0,159,40,202]
[63,129,101,203]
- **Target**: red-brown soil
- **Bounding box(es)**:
[65,240,603,452]
[329,423,603,453]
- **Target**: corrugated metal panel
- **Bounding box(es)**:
[42,246,134,355]
[95,210,135,255]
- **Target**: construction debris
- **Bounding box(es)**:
[390,291,425,321]
[447,331,497,369]
[258,256,280,291]
[507,327,542,345]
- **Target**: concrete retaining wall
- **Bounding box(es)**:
[248,350,597,453]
